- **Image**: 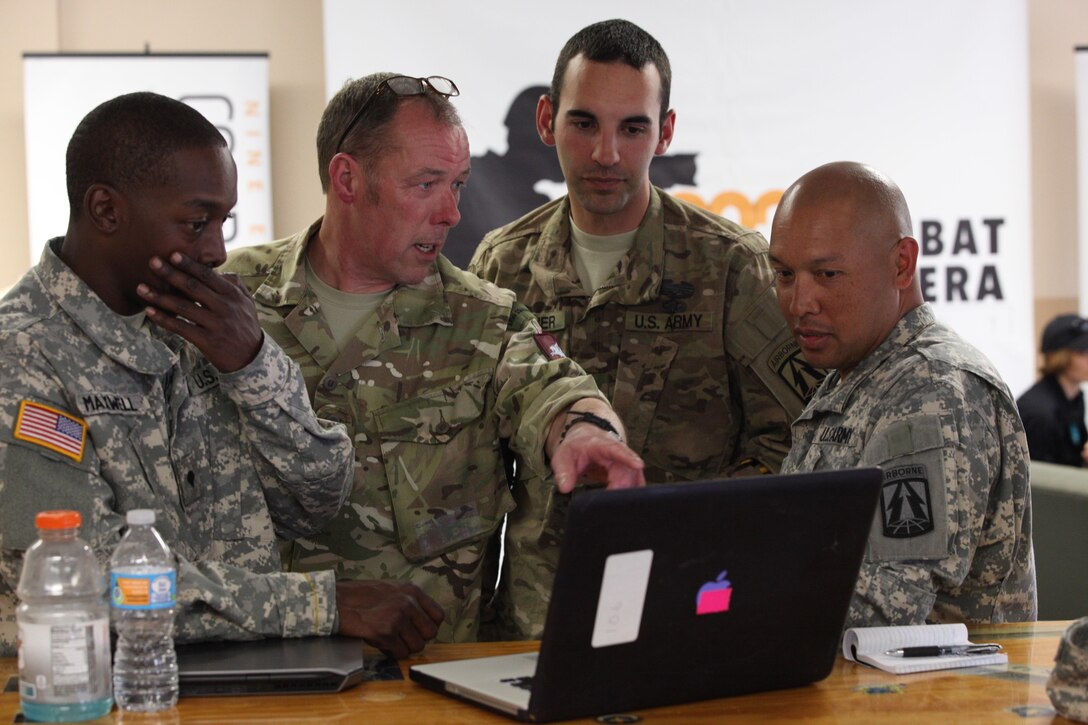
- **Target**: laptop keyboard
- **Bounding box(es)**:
[500,676,534,691]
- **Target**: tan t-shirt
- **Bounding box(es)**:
[570,219,637,294]
[305,259,389,351]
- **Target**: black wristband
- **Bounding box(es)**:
[560,410,623,443]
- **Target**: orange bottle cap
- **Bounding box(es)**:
[35,510,81,529]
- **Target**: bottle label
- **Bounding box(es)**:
[18,618,110,701]
[110,570,176,610]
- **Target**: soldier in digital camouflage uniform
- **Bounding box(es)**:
[222,73,645,646]
[468,20,821,638]
[0,92,362,658]
[1048,617,1088,723]
[771,161,1036,626]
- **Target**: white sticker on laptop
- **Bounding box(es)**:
[591,549,654,648]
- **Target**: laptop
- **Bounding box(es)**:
[176,636,366,696]
[410,467,882,722]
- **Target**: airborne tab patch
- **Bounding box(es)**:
[534,333,566,360]
[880,464,935,538]
[14,400,87,462]
[769,340,824,402]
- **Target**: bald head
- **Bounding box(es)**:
[776,161,913,247]
[769,161,923,376]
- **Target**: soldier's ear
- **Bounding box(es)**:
[655,110,676,156]
[536,95,556,147]
[328,152,362,204]
[85,184,124,235]
[893,236,919,290]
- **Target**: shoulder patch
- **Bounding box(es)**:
[534,333,566,361]
[880,464,935,538]
[14,400,87,462]
[768,340,824,402]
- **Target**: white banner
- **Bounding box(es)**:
[324,0,1033,395]
[1077,48,1088,319]
[23,54,273,264]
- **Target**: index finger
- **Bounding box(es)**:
[160,251,234,294]
[603,463,647,490]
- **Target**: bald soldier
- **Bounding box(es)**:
[770,161,1036,626]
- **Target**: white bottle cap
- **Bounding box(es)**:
[126,509,155,525]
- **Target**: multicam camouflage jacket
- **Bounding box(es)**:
[222,221,605,643]
[469,187,821,638]
[0,239,355,657]
[470,187,818,481]
[782,304,1038,626]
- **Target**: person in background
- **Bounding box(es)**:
[468,18,820,639]
[771,160,1036,627]
[0,92,402,656]
[222,72,645,647]
[1017,313,1088,467]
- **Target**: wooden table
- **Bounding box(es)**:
[0,621,1075,723]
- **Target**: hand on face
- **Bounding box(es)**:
[137,251,263,373]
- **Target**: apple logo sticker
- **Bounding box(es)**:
[696,570,733,615]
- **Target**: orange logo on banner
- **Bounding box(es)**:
[674,190,783,229]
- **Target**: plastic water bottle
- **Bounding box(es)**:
[110,509,178,712]
[16,509,113,722]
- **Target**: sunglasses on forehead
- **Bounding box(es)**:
[336,75,459,153]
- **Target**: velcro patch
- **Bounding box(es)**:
[534,333,566,360]
[535,311,566,332]
[768,340,824,402]
[818,425,853,445]
[76,392,145,416]
[14,400,87,462]
[624,312,715,332]
[186,365,220,395]
[880,464,935,538]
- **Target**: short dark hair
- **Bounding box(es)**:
[65,92,227,216]
[316,72,463,193]
[549,19,672,127]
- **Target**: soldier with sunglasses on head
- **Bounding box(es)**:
[222,72,644,655]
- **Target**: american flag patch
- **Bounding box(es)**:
[14,401,86,462]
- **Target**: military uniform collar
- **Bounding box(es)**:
[800,304,937,417]
[250,218,452,327]
[529,187,667,307]
[250,220,322,308]
[38,238,180,374]
[311,261,453,378]
[388,259,454,329]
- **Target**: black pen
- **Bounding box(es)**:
[883,643,1003,657]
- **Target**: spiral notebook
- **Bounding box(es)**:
[842,623,1008,674]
